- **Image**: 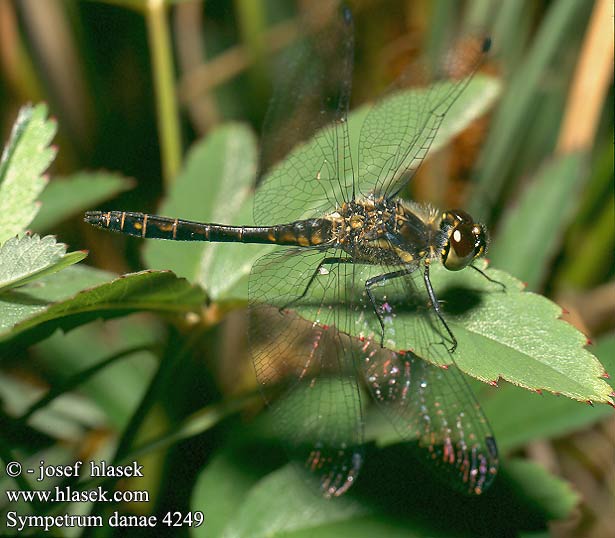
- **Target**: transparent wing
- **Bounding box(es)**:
[349,258,498,494]
[356,35,491,201]
[248,247,364,497]
[253,4,355,225]
[360,345,498,495]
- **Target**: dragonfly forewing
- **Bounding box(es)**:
[357,35,491,201]
[254,5,355,226]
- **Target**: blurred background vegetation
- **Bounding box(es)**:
[0,0,613,537]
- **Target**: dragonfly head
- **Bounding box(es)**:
[441,209,488,271]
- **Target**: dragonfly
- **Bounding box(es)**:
[86,5,499,497]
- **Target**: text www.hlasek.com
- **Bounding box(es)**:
[6,486,149,504]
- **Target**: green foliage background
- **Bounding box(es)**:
[0,1,613,537]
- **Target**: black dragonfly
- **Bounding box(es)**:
[86,5,499,497]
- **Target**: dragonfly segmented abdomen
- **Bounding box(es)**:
[84,210,334,247]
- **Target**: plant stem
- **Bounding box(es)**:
[145,0,182,187]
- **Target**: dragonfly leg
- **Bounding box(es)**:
[423,264,458,352]
[469,264,506,291]
[365,268,414,348]
[279,257,353,312]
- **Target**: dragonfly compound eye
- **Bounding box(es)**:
[443,223,486,271]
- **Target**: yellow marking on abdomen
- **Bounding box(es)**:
[279,231,297,244]
[310,230,323,245]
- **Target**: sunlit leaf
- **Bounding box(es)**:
[0,267,205,348]
[0,104,56,243]
[287,260,613,405]
[0,234,86,293]
[485,333,615,451]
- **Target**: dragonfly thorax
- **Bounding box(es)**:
[329,197,433,265]
[327,199,487,270]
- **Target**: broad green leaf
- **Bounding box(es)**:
[254,255,611,405]
[485,333,615,452]
[143,123,257,283]
[200,463,371,538]
[0,234,86,292]
[266,518,438,538]
[224,465,371,538]
[31,172,133,232]
[191,447,273,538]
[343,332,615,452]
[0,104,57,243]
[0,265,113,348]
[503,460,579,521]
[199,74,500,302]
[0,267,205,348]
[489,153,586,289]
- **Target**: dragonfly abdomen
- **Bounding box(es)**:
[84,211,333,247]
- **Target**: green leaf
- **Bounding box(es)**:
[273,259,612,405]
[143,123,257,285]
[31,172,133,232]
[489,153,586,289]
[225,465,372,538]
[0,104,57,243]
[0,234,86,292]
[135,70,608,405]
[0,267,205,348]
[193,460,371,538]
[191,448,270,538]
[503,459,579,521]
[485,333,615,452]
